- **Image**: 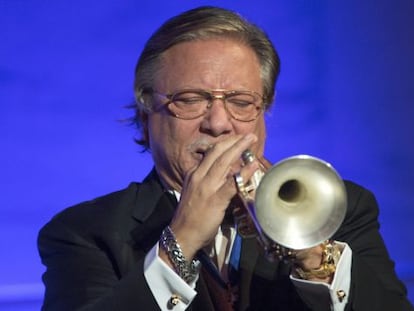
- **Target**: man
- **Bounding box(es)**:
[38,6,413,311]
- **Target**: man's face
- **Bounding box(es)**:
[146,39,267,191]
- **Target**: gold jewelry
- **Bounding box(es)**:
[295,241,341,280]
[336,290,346,302]
[168,294,182,307]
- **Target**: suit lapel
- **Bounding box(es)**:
[238,237,282,310]
[128,170,216,310]
[238,237,259,310]
[129,169,177,253]
[129,170,290,310]
[191,276,216,311]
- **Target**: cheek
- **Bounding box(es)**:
[255,118,266,156]
[234,118,266,157]
[146,115,177,165]
[147,114,198,158]
[147,115,168,149]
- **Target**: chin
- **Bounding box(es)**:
[179,156,201,174]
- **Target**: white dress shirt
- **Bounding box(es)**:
[144,191,352,310]
[144,227,351,311]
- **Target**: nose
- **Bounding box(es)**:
[200,98,233,136]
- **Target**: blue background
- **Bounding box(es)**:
[1,1,413,309]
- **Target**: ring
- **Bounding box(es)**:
[234,172,248,198]
[294,240,341,280]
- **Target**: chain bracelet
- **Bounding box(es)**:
[160,226,199,283]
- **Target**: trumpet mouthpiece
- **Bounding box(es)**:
[242,149,256,164]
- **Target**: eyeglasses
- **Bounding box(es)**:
[152,89,265,122]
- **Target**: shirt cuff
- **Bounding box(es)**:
[290,242,352,311]
[144,242,198,311]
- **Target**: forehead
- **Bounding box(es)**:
[154,39,263,92]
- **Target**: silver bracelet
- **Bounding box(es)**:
[160,226,199,283]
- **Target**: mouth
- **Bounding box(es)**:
[188,140,214,160]
[195,149,206,158]
[194,145,213,160]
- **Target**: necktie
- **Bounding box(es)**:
[201,266,235,311]
[198,230,241,310]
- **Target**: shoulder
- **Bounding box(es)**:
[41,169,165,232]
[333,180,380,242]
[39,182,142,239]
[344,179,373,198]
[39,168,167,241]
[58,182,139,220]
[343,180,379,216]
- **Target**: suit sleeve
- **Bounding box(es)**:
[38,217,161,311]
[333,182,413,311]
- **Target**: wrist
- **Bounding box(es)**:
[159,226,200,283]
[294,241,342,281]
[169,224,200,260]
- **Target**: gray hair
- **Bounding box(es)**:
[133,6,280,147]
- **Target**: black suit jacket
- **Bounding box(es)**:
[38,169,413,310]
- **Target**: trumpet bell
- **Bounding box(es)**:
[255,155,347,250]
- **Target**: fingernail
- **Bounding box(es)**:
[244,133,256,142]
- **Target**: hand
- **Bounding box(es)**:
[293,242,342,283]
[167,134,260,261]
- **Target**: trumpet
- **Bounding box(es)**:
[233,150,347,261]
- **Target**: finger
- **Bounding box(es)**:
[187,134,257,191]
[195,134,245,174]
[219,158,261,202]
[203,133,257,183]
[293,245,324,269]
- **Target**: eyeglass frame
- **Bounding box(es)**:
[148,88,266,122]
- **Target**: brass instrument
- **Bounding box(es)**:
[234,150,347,261]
